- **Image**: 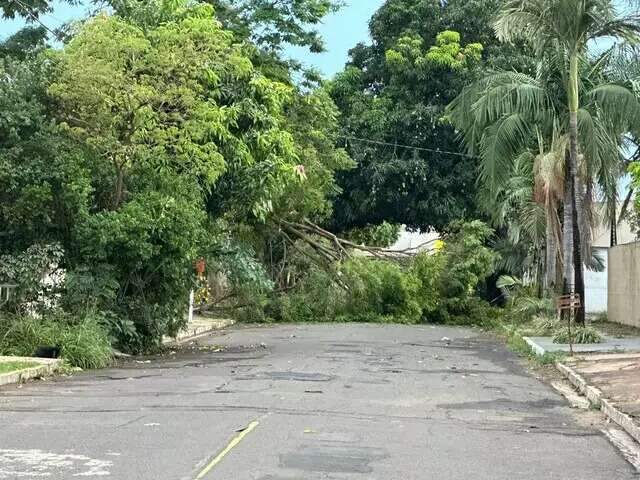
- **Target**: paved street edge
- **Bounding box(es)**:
[556,361,640,445]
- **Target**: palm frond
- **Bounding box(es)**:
[479,113,534,197]
[587,83,640,132]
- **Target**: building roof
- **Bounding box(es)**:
[388,227,440,252]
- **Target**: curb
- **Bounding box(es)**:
[0,356,62,388]
[162,318,235,346]
[523,336,546,356]
[556,361,640,445]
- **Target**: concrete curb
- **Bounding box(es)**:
[556,361,640,445]
[523,336,546,356]
[0,356,62,388]
[162,318,235,346]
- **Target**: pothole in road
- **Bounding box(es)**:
[116,343,270,370]
[280,445,388,474]
[437,397,566,411]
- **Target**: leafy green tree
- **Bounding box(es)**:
[275,88,354,222]
[328,0,529,233]
[37,2,311,347]
[0,26,48,59]
[0,38,92,256]
[109,0,342,84]
[0,0,76,19]
[204,0,342,53]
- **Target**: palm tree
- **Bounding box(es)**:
[453,0,640,323]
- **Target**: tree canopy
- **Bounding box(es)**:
[0,0,76,19]
[327,0,530,233]
[0,0,351,349]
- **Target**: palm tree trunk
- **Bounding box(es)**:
[562,152,574,298]
[572,171,586,326]
[611,202,618,247]
[567,54,585,325]
[545,209,557,291]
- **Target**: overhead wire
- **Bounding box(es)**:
[339,135,477,159]
[9,0,69,41]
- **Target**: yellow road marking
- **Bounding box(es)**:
[195,420,260,479]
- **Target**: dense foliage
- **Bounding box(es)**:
[3,0,638,367]
[449,0,640,320]
[326,0,532,233]
[259,221,498,325]
[0,0,351,355]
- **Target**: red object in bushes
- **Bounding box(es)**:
[195,258,206,276]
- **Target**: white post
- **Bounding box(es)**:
[188,290,194,324]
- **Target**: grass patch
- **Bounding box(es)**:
[0,361,39,374]
[0,312,113,369]
[497,319,567,366]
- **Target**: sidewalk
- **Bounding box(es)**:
[559,353,640,444]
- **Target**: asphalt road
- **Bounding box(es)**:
[0,324,636,479]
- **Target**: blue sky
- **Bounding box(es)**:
[0,0,385,78]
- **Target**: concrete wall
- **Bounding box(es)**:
[609,242,640,328]
[585,247,608,314]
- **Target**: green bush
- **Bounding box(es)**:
[0,244,64,313]
[75,187,208,350]
[411,251,445,316]
[532,315,560,335]
[436,296,501,327]
[270,268,344,323]
[439,221,497,300]
[340,258,422,323]
[0,312,113,369]
[552,326,603,345]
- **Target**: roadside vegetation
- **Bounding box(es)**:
[0,360,39,374]
[1,0,640,368]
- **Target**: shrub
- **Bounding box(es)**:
[0,311,113,369]
[413,221,497,325]
[497,275,555,327]
[439,221,497,301]
[411,251,446,316]
[76,188,206,350]
[437,296,501,327]
[269,268,344,323]
[552,326,603,345]
[341,258,422,323]
[0,244,64,313]
[532,315,560,335]
[511,295,554,319]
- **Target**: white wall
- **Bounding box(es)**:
[585,247,608,314]
[609,242,640,328]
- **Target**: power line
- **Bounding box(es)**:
[339,135,477,159]
[9,0,68,41]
